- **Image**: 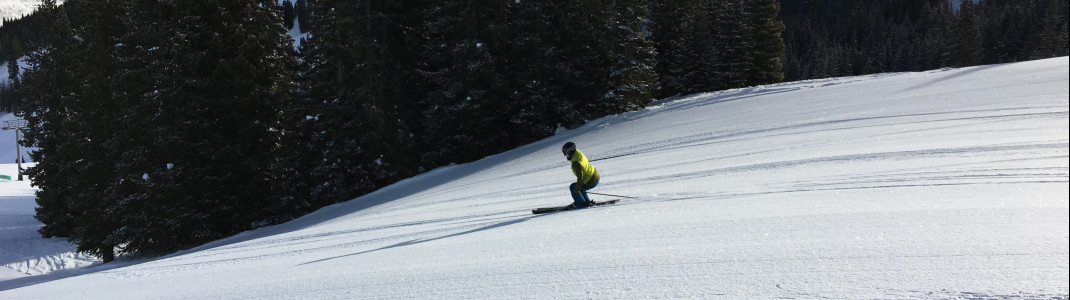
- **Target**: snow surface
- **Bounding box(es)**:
[0,57,1067,299]
[1,161,97,282]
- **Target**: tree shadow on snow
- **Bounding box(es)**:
[296,214,541,266]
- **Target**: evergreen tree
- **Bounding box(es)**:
[652,0,752,95]
[918,1,954,70]
[650,0,699,97]
[712,0,751,89]
[606,0,659,112]
[290,0,422,209]
[371,0,427,177]
[6,55,17,83]
[18,0,121,261]
[1032,0,1068,59]
[282,0,296,31]
[19,0,78,240]
[288,0,359,210]
[421,0,514,167]
[296,0,312,33]
[747,0,786,86]
[3,55,18,111]
[65,0,131,263]
[952,0,982,66]
[684,1,719,92]
[106,0,188,255]
[506,1,564,145]
[780,0,968,81]
[108,0,297,255]
[555,0,617,124]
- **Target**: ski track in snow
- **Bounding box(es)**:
[1,58,1068,299]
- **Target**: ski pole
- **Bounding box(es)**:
[588,192,636,199]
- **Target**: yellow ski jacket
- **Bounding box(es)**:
[570,149,600,188]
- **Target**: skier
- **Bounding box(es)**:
[562,142,600,208]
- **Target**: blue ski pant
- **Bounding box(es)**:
[570,179,599,205]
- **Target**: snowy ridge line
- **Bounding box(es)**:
[634,71,907,114]
[591,107,1068,163]
[609,142,1066,186]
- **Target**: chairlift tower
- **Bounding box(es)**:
[2,118,27,181]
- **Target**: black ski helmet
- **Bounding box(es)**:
[562,142,576,158]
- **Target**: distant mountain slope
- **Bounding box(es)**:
[0,0,65,25]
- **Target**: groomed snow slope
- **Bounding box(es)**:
[1,58,1067,299]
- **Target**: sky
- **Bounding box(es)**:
[0,57,1066,299]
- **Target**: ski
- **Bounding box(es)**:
[531,199,620,214]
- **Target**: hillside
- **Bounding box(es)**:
[1,57,1067,299]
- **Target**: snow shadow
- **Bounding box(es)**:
[611,85,803,126]
[175,127,591,260]
[297,214,542,266]
[0,257,133,291]
[0,155,540,290]
[900,64,1003,93]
